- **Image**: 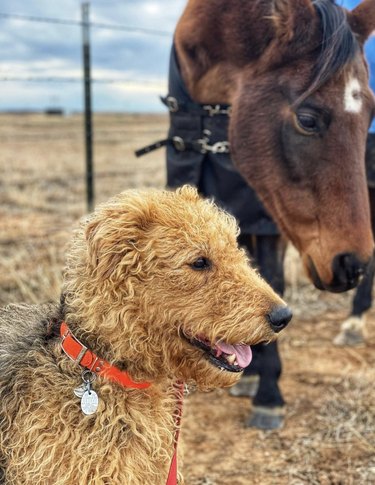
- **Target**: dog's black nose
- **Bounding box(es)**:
[267,306,292,333]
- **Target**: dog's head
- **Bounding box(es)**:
[63,186,291,390]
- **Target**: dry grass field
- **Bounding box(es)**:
[0,113,374,484]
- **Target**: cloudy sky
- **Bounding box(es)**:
[0,0,186,112]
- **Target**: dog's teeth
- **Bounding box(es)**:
[226,354,236,365]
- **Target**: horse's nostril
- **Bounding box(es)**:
[267,306,293,333]
[331,252,368,292]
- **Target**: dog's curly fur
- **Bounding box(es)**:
[0,186,285,484]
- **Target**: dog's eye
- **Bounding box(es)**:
[190,257,212,271]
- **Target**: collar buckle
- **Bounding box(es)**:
[61,326,88,365]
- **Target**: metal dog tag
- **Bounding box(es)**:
[81,390,99,415]
[73,384,86,398]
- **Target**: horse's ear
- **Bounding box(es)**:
[271,0,316,44]
[348,0,375,44]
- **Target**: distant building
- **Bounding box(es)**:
[44,107,65,116]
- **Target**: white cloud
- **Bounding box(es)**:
[142,2,162,15]
[0,0,186,112]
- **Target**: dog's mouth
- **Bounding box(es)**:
[183,333,252,373]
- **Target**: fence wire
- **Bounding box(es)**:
[0,12,173,37]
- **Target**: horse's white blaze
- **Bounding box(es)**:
[344,77,362,113]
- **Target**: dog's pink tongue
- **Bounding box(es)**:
[216,342,252,368]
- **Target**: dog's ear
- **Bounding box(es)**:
[85,194,153,280]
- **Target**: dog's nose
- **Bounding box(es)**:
[267,306,293,333]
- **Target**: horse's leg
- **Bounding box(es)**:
[228,235,286,427]
[333,258,374,346]
[334,188,375,346]
[229,235,288,430]
[229,234,261,398]
[245,235,286,429]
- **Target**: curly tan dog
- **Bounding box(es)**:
[0,186,291,485]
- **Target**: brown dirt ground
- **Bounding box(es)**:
[0,114,374,485]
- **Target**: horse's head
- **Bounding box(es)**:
[176,0,375,292]
[225,0,375,292]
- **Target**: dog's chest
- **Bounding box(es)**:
[2,366,177,485]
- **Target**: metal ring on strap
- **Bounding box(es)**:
[172,136,186,151]
[166,96,179,112]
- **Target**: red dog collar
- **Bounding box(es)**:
[60,322,182,485]
[60,321,151,389]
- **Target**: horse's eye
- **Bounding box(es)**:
[296,112,319,133]
[190,257,212,271]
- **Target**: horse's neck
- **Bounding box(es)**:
[175,0,273,103]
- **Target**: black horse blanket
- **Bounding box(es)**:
[163,45,279,236]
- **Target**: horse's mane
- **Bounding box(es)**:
[307,0,359,96]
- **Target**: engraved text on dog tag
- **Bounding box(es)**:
[81,390,99,415]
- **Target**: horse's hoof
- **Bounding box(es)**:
[333,330,365,346]
[246,406,284,430]
[229,375,259,397]
[333,316,366,346]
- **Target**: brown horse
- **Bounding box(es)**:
[174,0,375,292]
[162,0,375,429]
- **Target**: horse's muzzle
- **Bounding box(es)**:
[309,253,369,293]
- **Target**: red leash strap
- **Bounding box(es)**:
[60,322,151,389]
[166,381,185,485]
[167,452,178,485]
